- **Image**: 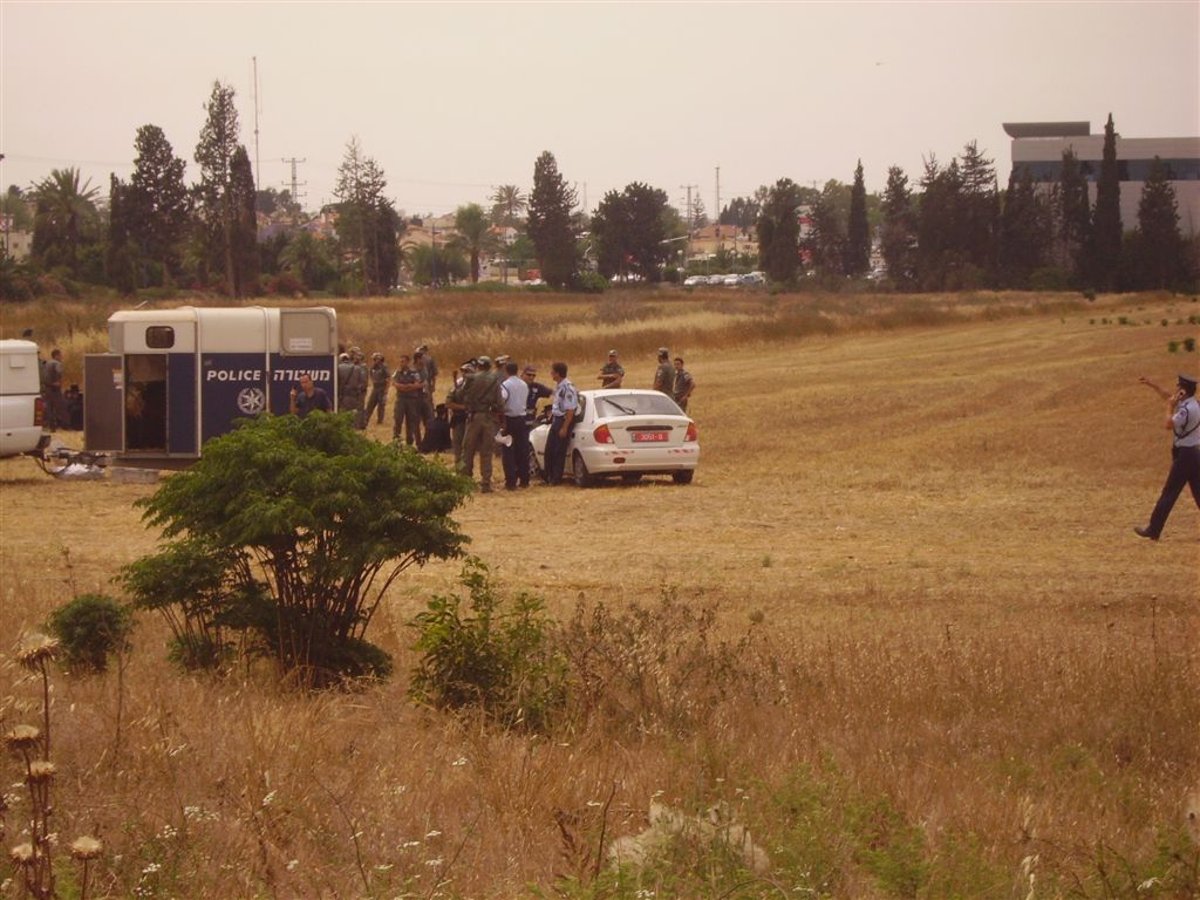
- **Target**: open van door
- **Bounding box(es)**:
[83,355,123,452]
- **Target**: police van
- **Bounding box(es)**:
[84,306,338,464]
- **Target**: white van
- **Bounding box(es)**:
[0,339,49,458]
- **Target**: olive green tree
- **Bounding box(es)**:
[124,412,472,686]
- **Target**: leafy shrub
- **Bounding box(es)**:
[409,559,567,731]
[267,271,305,296]
[46,593,134,673]
[126,413,471,688]
[573,270,608,294]
[1030,266,1071,291]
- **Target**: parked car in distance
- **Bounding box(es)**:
[0,339,49,458]
[682,275,707,287]
[740,271,766,285]
[722,273,741,286]
[707,274,725,285]
[529,388,699,487]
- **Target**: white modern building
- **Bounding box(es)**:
[1004,121,1200,235]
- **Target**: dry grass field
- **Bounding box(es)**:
[1,288,1198,898]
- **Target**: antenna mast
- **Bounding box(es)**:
[252,56,261,187]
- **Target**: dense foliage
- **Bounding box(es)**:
[3,99,1196,300]
[46,593,134,673]
[590,182,675,281]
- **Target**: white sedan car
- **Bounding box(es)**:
[529,389,699,486]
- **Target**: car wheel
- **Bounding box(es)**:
[620,473,643,484]
[572,452,596,488]
[671,469,694,485]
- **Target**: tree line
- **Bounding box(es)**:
[2,102,1194,301]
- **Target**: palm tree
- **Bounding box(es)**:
[452,203,495,284]
[30,168,101,275]
[490,184,527,283]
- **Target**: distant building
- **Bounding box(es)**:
[1005,121,1200,235]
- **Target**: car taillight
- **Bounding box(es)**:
[684,422,698,442]
[34,397,45,427]
[593,423,614,444]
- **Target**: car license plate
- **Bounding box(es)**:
[632,432,668,443]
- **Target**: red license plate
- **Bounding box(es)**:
[632,432,668,443]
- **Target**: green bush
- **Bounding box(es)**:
[126,413,471,688]
[46,593,134,673]
[409,559,567,731]
[573,270,608,294]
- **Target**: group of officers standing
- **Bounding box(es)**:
[333,343,695,494]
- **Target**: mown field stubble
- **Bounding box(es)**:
[1,289,1198,897]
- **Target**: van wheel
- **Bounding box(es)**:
[672,469,694,485]
[572,452,596,488]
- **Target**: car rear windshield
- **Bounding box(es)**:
[595,393,682,417]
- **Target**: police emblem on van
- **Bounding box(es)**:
[237,387,266,415]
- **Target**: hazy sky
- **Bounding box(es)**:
[2,1,1198,218]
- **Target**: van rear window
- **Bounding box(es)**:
[145,326,175,349]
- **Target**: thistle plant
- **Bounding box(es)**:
[6,633,104,899]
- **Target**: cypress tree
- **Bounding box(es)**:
[1132,156,1184,290]
[755,178,802,282]
[194,82,241,295]
[527,151,578,289]
[845,160,870,276]
[1089,113,1122,291]
[879,166,915,285]
[129,124,190,287]
[1056,149,1091,283]
[229,146,258,297]
[998,168,1049,288]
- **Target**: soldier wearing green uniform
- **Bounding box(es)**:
[391,354,426,446]
[598,349,625,388]
[653,347,675,397]
[459,356,504,493]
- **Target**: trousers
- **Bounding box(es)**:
[1145,445,1200,538]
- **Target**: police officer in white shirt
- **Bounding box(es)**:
[1135,373,1200,540]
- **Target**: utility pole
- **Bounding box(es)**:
[280,157,307,224]
[679,183,698,270]
[714,166,721,244]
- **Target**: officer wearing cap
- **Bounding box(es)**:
[598,350,624,388]
[1134,373,1200,540]
[653,347,675,397]
[458,355,504,493]
[364,352,390,426]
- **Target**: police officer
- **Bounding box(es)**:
[1134,373,1200,540]
[364,352,390,426]
[391,353,426,447]
[458,355,504,493]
